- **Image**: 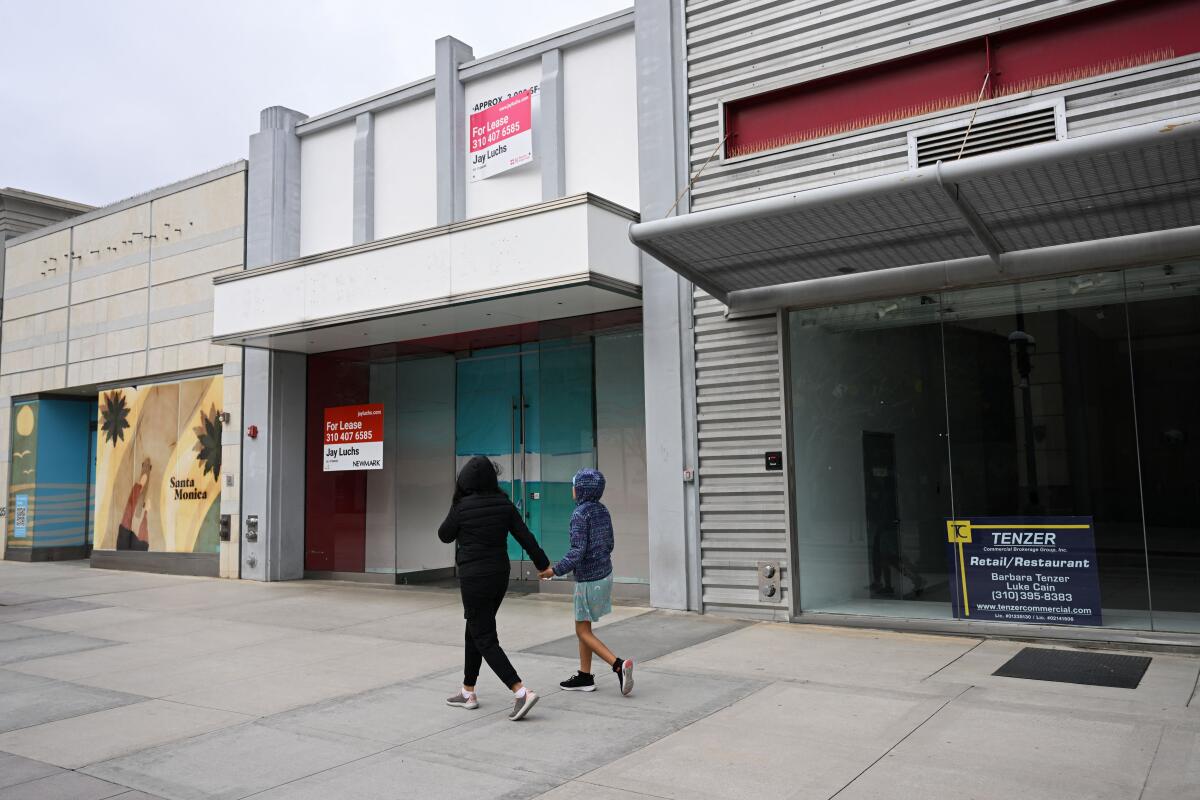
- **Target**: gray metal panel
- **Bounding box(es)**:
[435,37,475,226]
[240,348,270,581]
[540,50,566,201]
[635,0,698,612]
[239,347,306,581]
[678,0,1200,623]
[692,295,791,618]
[728,223,1200,315]
[247,107,305,269]
[632,115,1200,297]
[267,350,306,581]
[352,113,375,244]
[684,0,1200,212]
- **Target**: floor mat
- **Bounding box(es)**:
[522,610,749,662]
[993,647,1151,689]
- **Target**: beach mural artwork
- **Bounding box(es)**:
[6,398,96,553]
[93,376,224,554]
[6,402,40,548]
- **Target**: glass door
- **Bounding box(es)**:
[456,346,529,575]
[530,340,595,563]
[456,340,597,579]
[393,355,456,576]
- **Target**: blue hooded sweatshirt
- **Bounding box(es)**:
[552,468,614,582]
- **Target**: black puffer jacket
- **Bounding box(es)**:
[438,456,550,579]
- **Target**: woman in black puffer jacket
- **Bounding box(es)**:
[438,456,550,721]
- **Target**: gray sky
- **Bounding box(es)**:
[0,0,630,207]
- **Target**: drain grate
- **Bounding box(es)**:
[993,647,1151,689]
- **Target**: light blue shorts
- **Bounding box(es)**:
[573,575,614,622]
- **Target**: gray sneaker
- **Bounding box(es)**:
[508,690,538,721]
[446,690,478,710]
[617,659,634,696]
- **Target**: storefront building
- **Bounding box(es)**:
[631,0,1200,638]
[215,11,659,598]
[1,165,246,577]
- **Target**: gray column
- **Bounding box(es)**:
[247,106,306,269]
[240,348,306,581]
[435,36,475,225]
[635,0,699,611]
[353,112,375,244]
[242,105,308,581]
[540,49,566,201]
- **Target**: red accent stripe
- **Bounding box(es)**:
[724,0,1200,159]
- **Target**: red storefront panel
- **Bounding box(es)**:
[304,355,370,572]
[725,0,1200,158]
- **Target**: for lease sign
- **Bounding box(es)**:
[945,516,1102,626]
[469,90,533,182]
[323,404,383,471]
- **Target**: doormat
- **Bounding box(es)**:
[993,647,1151,689]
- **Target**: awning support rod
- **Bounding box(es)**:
[935,160,1003,266]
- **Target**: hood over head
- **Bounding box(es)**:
[572,468,605,503]
[456,456,501,496]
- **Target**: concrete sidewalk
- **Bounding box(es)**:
[0,561,1196,799]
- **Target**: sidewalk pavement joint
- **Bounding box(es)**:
[2,560,1197,800]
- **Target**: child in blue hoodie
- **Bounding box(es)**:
[538,468,633,695]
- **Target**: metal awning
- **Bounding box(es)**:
[629,115,1200,314]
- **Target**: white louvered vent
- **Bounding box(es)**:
[908,101,1064,168]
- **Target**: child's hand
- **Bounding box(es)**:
[538,567,555,580]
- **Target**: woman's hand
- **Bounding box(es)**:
[538,567,555,580]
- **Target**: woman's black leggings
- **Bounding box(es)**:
[460,572,520,689]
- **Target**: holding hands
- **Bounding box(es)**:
[538,567,555,580]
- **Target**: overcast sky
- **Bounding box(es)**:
[0,0,630,207]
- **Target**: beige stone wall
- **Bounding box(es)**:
[0,167,246,564]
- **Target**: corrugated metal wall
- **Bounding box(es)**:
[693,294,790,618]
[682,0,1200,616]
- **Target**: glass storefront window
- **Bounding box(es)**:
[790,296,952,619]
[303,312,649,585]
[1126,270,1200,633]
[941,274,1150,630]
[788,263,1200,632]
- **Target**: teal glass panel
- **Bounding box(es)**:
[533,340,595,561]
[456,347,524,558]
[455,346,520,461]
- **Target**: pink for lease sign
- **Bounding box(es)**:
[469,90,533,182]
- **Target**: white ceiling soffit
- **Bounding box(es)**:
[223,283,640,354]
[629,115,1200,311]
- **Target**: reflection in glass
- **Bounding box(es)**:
[941,275,1150,630]
[595,331,650,583]
[790,296,951,618]
[789,264,1200,631]
[1126,265,1200,632]
[304,311,648,585]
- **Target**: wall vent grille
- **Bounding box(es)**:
[910,103,1063,168]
